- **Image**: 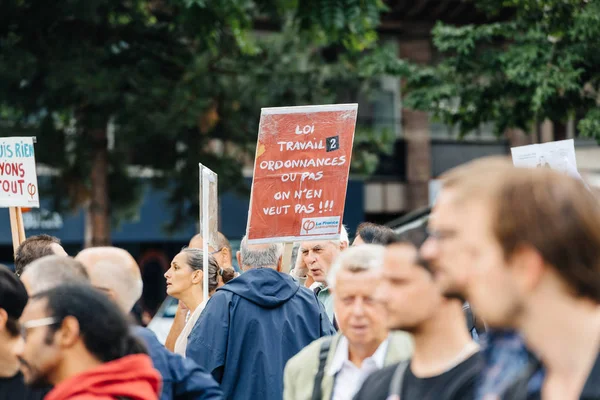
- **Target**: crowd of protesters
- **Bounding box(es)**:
[2,155,600,400]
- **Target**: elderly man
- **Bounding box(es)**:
[76,247,223,400]
[19,255,89,296]
[284,245,413,400]
[14,234,68,277]
[186,236,335,400]
[292,225,349,325]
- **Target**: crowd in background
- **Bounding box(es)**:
[2,155,600,400]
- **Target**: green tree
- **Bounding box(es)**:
[0,0,390,244]
[367,0,600,139]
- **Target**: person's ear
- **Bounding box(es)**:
[221,247,231,264]
[236,251,242,270]
[340,241,348,251]
[0,309,7,332]
[510,245,545,293]
[276,256,283,273]
[57,316,81,348]
[192,270,203,285]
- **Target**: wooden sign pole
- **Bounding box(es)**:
[9,207,25,255]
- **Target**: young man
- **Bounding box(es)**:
[0,265,49,400]
[16,284,160,400]
[284,245,412,400]
[420,157,541,399]
[438,163,600,399]
[354,242,482,400]
[186,236,335,400]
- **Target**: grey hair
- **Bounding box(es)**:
[240,236,284,269]
[327,244,385,289]
[21,255,90,295]
[181,248,220,292]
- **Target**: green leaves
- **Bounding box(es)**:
[397,0,600,142]
[1,0,390,232]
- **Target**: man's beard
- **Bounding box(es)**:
[19,357,51,388]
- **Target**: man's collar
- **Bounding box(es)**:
[327,335,389,376]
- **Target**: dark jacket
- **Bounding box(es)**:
[133,326,223,400]
[186,268,336,400]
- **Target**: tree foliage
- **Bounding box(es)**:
[368,0,600,139]
[0,0,391,234]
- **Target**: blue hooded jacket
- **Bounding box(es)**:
[133,326,223,400]
[186,268,335,400]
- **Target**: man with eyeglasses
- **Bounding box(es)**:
[0,265,50,400]
[16,284,161,400]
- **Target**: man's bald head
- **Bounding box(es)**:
[75,247,143,313]
[188,234,216,252]
[20,255,89,295]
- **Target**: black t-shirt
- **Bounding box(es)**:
[0,371,50,400]
[353,352,484,400]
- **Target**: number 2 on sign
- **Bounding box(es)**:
[295,125,315,135]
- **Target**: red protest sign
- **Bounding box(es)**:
[246,104,357,244]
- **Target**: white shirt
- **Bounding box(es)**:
[328,336,389,400]
[174,299,207,357]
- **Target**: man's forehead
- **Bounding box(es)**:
[21,298,48,321]
[385,244,417,263]
[300,241,332,250]
[189,235,216,252]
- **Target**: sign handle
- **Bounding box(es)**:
[9,207,26,255]
[282,242,294,274]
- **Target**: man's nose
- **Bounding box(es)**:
[420,236,438,261]
[12,336,25,359]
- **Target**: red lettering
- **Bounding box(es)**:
[0,179,25,194]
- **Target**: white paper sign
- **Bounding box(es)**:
[0,137,39,208]
[510,139,579,177]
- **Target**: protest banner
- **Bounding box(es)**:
[511,139,581,178]
[0,137,39,253]
[199,163,218,301]
[246,104,358,245]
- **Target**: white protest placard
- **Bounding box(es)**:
[0,137,39,208]
[199,163,218,301]
[511,139,579,177]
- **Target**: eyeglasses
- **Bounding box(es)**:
[20,317,60,340]
[210,248,222,255]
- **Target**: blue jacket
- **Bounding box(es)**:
[186,268,336,400]
[133,326,223,400]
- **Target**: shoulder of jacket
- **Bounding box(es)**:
[286,335,338,372]
[385,331,414,364]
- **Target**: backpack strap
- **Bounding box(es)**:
[388,360,410,397]
[311,336,334,400]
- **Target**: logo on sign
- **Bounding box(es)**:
[300,217,341,236]
[27,183,37,199]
